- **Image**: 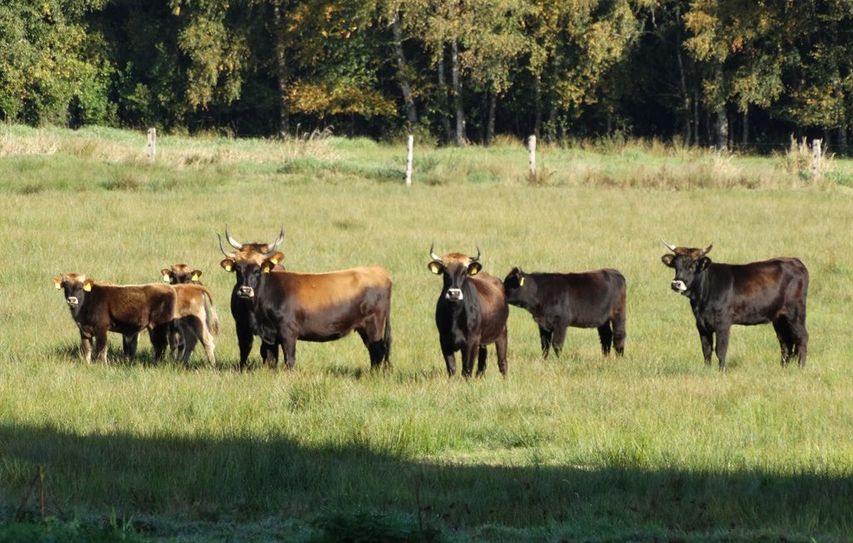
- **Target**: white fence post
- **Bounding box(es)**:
[147,128,157,162]
[811,138,821,180]
[405,134,414,187]
[528,135,536,179]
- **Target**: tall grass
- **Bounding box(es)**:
[0,126,851,541]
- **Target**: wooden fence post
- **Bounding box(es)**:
[811,139,821,180]
[405,134,414,187]
[147,128,157,162]
[528,135,536,179]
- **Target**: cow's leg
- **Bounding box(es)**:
[495,326,508,376]
[714,326,731,372]
[94,330,109,364]
[789,317,808,368]
[235,322,255,371]
[538,326,552,359]
[358,328,384,369]
[179,319,199,363]
[149,325,168,363]
[79,332,93,363]
[772,318,794,366]
[193,316,216,369]
[551,325,567,358]
[475,345,488,377]
[461,342,478,377]
[282,335,297,370]
[122,333,138,358]
[612,313,626,357]
[597,323,613,356]
[697,325,713,366]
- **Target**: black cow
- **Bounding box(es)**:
[428,246,508,377]
[224,251,392,370]
[503,267,626,358]
[218,226,284,370]
[661,242,809,370]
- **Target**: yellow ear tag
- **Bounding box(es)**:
[83,282,92,292]
[54,280,62,290]
[428,262,442,275]
[262,265,271,274]
[519,277,525,286]
[224,263,233,272]
[162,274,171,282]
[191,273,200,281]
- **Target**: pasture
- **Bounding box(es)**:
[1,126,852,541]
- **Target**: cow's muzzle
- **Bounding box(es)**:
[670,280,687,294]
[238,286,255,299]
[445,288,464,302]
[66,296,79,307]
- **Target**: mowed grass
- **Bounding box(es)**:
[0,126,851,541]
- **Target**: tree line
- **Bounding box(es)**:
[1,0,850,152]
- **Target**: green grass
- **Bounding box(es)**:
[0,125,851,541]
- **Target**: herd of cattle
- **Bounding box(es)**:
[52,227,810,374]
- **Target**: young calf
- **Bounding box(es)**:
[160,263,204,360]
[503,267,627,358]
[428,246,508,377]
[53,273,218,366]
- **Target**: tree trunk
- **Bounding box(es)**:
[533,75,542,138]
[272,0,290,136]
[693,86,701,146]
[675,5,691,146]
[391,11,417,128]
[742,107,748,148]
[485,90,496,146]
[839,125,849,155]
[437,54,452,144]
[713,65,727,149]
[450,38,465,147]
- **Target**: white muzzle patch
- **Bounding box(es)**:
[66,296,79,307]
[445,288,464,302]
[671,280,687,294]
[238,286,255,299]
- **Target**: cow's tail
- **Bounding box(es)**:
[203,289,220,336]
[382,314,392,365]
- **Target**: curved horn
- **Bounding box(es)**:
[471,246,481,262]
[702,244,713,256]
[268,227,285,250]
[429,242,441,262]
[224,224,242,249]
[217,234,233,257]
[661,240,677,253]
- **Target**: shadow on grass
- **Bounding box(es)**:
[0,424,849,541]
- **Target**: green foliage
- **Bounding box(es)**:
[0,518,143,543]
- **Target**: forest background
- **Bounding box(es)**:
[1,0,851,151]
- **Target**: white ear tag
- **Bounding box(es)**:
[519,277,525,286]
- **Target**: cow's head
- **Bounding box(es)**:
[161,264,202,284]
[218,225,284,297]
[502,267,529,305]
[53,273,94,310]
[226,251,284,300]
[661,241,713,295]
[427,244,482,303]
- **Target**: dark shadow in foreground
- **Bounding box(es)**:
[0,424,849,540]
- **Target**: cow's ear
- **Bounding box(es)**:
[468,262,482,276]
[268,251,284,265]
[82,279,94,292]
[220,259,235,272]
[427,261,443,275]
[661,254,675,268]
[53,276,62,289]
[191,270,202,282]
[161,268,172,282]
[260,260,275,274]
[698,257,711,271]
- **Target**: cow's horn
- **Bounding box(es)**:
[225,224,242,248]
[471,246,481,262]
[217,234,234,257]
[702,244,713,256]
[429,242,441,262]
[662,240,677,253]
[269,227,285,250]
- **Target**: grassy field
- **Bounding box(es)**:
[0,125,851,541]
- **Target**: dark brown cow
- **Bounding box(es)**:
[160,263,204,360]
[428,246,508,377]
[503,267,626,358]
[223,251,392,370]
[218,226,285,370]
[53,273,218,366]
[660,242,809,370]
